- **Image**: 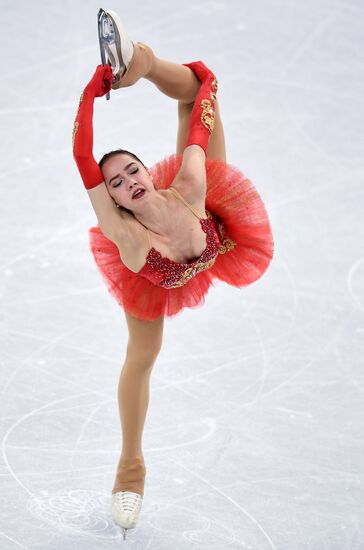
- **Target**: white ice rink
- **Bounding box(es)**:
[1,0,363,548]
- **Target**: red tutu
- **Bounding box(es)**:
[88,154,274,320]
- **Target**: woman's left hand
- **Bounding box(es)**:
[85,64,113,97]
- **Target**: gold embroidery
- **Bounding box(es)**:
[200,77,218,133]
[72,91,85,150]
[200,99,215,132]
[218,220,226,238]
[215,219,236,254]
[218,238,236,254]
[165,256,217,288]
[72,121,79,149]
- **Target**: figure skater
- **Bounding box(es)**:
[72,8,274,540]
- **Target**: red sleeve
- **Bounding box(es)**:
[182,61,218,155]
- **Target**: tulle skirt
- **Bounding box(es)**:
[88,154,274,320]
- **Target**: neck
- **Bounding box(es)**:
[133,190,170,235]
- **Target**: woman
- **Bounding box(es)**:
[72,9,274,539]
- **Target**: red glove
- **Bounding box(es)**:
[72,64,113,189]
[182,61,218,155]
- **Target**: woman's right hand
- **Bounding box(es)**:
[85,64,113,97]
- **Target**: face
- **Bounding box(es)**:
[101,154,155,210]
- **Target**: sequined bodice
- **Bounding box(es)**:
[138,211,221,288]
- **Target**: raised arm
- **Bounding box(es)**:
[72,65,131,241]
[175,61,218,196]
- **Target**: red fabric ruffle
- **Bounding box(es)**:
[88,154,274,320]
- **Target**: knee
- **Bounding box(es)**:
[178,100,195,116]
[123,312,164,370]
[125,339,162,370]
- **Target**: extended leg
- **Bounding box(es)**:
[114,41,201,104]
[147,53,227,161]
[145,55,201,104]
[114,40,226,160]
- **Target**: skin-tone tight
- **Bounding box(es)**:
[111,42,226,496]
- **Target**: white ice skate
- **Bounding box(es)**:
[111,490,143,540]
[97,8,134,98]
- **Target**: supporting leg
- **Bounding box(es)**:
[112,311,164,496]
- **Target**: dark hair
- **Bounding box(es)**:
[98,148,147,169]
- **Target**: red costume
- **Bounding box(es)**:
[88,154,274,320]
[73,63,274,321]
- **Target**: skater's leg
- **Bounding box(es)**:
[112,42,201,104]
[145,55,201,104]
[102,11,200,101]
[116,42,226,159]
[112,311,164,495]
[176,98,227,162]
[106,18,226,159]
[119,311,164,458]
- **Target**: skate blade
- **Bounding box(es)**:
[121,525,136,540]
[97,8,117,100]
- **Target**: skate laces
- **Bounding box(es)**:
[113,491,142,519]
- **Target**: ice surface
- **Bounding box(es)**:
[1,0,363,548]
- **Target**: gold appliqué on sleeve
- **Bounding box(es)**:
[200,99,215,132]
[72,121,79,149]
[200,75,218,133]
[72,91,85,150]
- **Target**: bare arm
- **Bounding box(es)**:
[87,182,135,243]
[173,145,207,204]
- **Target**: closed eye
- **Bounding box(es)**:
[113,168,138,188]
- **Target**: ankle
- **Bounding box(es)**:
[121,452,144,461]
[112,455,146,496]
[137,42,155,79]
